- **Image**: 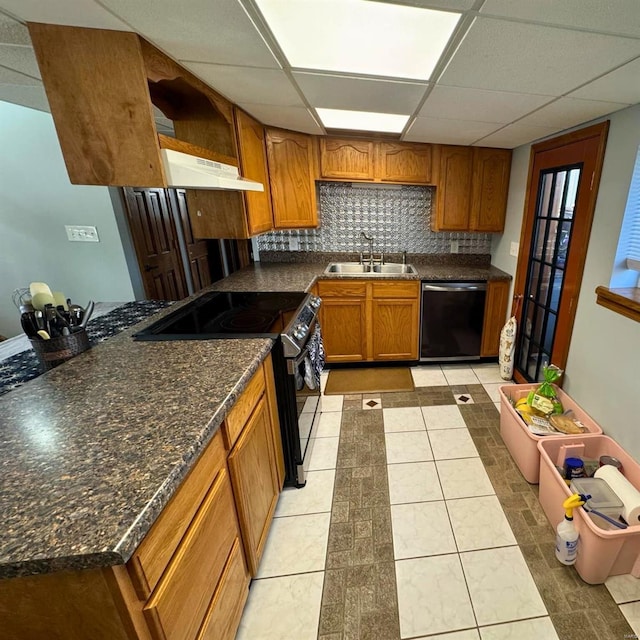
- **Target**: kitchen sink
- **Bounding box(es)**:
[324,262,417,276]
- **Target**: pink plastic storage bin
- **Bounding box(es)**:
[499,383,602,483]
[538,434,640,584]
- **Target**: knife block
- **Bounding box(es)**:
[30,329,90,371]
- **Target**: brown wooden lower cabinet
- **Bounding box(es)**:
[481,280,511,357]
[318,279,420,362]
[0,356,283,640]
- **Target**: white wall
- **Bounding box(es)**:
[0,101,135,338]
[492,103,640,459]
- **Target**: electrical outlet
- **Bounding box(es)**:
[510,241,519,257]
[288,236,300,251]
[450,240,459,253]
[65,225,100,242]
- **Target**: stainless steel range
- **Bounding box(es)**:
[133,290,322,487]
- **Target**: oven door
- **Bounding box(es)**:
[287,342,321,487]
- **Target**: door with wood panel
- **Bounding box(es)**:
[171,189,212,293]
[123,188,188,300]
[512,123,609,382]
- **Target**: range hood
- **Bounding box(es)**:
[160,148,264,192]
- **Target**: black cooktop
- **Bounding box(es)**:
[133,291,307,340]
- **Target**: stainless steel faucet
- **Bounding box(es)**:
[361,232,374,266]
[402,251,407,265]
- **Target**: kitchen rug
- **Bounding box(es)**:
[324,367,414,395]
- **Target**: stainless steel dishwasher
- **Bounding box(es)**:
[420,281,487,361]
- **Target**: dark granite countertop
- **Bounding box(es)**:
[211,260,511,293]
[0,315,273,578]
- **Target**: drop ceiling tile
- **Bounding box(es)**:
[521,96,629,129]
[570,58,640,105]
[371,0,475,9]
[480,0,640,38]
[474,122,560,149]
[0,44,39,78]
[238,104,322,134]
[293,72,426,115]
[100,0,279,68]
[0,65,39,85]
[404,117,499,145]
[0,0,132,30]
[0,12,30,45]
[185,63,303,107]
[420,85,553,123]
[439,17,640,96]
[0,83,48,112]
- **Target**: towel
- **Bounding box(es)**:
[304,322,325,389]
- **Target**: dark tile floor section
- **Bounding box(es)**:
[318,409,401,640]
[460,399,634,640]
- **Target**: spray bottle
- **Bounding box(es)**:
[555,494,585,565]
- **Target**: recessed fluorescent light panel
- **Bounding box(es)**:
[316,108,409,133]
[255,0,461,80]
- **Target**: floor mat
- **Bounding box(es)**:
[324,367,414,395]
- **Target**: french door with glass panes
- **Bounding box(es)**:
[512,123,609,383]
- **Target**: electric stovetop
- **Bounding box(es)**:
[133,291,307,340]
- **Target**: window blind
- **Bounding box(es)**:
[625,147,640,271]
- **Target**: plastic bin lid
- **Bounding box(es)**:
[570,477,623,510]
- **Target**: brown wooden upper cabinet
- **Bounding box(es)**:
[186,108,274,239]
[319,138,435,185]
[266,128,319,229]
[29,24,238,189]
[320,138,375,180]
[432,145,511,233]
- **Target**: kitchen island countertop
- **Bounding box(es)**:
[0,316,273,579]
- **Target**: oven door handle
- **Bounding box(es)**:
[287,345,311,375]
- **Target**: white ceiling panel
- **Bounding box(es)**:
[0,0,132,30]
[517,96,628,130]
[238,104,323,134]
[419,85,553,123]
[475,122,560,148]
[439,17,640,96]
[569,58,640,105]
[0,12,29,45]
[293,72,426,115]
[0,83,48,112]
[404,116,498,144]
[0,44,39,78]
[367,0,475,10]
[184,63,303,107]
[100,0,279,69]
[0,65,40,85]
[480,0,640,38]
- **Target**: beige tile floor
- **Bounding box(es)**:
[237,363,639,640]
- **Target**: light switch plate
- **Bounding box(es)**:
[66,225,100,242]
[289,236,300,251]
[510,241,519,257]
[450,240,459,253]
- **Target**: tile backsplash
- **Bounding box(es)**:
[257,182,492,254]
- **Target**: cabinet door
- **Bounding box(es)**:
[227,395,279,576]
[432,145,473,231]
[371,298,420,360]
[481,280,510,357]
[266,128,318,229]
[235,108,274,235]
[376,142,433,184]
[320,298,367,363]
[471,148,512,232]
[320,138,375,180]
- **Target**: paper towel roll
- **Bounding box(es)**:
[594,464,640,525]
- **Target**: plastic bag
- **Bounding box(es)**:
[527,364,564,414]
[498,316,517,380]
